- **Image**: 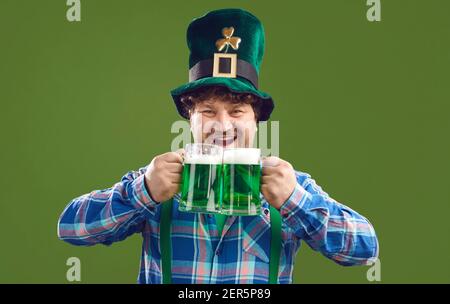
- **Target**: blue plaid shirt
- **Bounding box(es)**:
[57,166,379,283]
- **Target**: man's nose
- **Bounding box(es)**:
[213,111,234,132]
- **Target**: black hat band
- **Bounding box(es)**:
[189,57,259,89]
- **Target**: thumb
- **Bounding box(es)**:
[262,156,280,167]
[175,148,185,161]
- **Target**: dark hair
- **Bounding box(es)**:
[179,86,262,121]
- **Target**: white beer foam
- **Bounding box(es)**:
[223,148,260,165]
[184,154,222,165]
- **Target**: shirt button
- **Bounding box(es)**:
[264,209,269,215]
[215,249,221,256]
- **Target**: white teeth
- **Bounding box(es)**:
[213,138,234,142]
[212,137,235,146]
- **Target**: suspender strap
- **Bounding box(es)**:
[269,206,282,284]
[160,200,282,284]
[160,199,173,284]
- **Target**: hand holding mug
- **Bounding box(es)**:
[144,149,184,203]
[261,156,297,209]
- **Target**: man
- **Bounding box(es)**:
[57,8,378,284]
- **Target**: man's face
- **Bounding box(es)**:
[189,98,257,148]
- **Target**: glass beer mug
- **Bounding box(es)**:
[221,148,262,216]
[179,143,223,213]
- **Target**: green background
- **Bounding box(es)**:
[1,0,449,283]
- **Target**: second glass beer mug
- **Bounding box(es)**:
[179,143,223,213]
[221,148,261,216]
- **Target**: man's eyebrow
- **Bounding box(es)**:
[232,102,246,106]
[197,100,216,107]
[229,102,247,108]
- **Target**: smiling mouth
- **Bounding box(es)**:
[212,134,237,147]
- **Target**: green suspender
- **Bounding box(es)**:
[160,199,173,284]
[160,200,282,284]
[268,206,281,284]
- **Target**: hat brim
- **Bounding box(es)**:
[170,76,274,121]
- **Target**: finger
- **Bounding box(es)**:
[261,156,281,168]
[260,184,271,195]
[261,176,283,188]
[163,152,184,164]
[165,163,183,173]
[167,172,182,181]
[261,175,277,185]
[175,148,185,160]
[261,165,280,176]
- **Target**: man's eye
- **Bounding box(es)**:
[202,110,214,114]
[232,110,243,114]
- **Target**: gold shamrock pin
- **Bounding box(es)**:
[215,27,241,52]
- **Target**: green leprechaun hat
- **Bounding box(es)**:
[170,8,274,121]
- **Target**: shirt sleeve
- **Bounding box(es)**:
[57,166,159,246]
[279,171,379,266]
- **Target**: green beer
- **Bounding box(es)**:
[179,144,223,213]
[221,148,261,216]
